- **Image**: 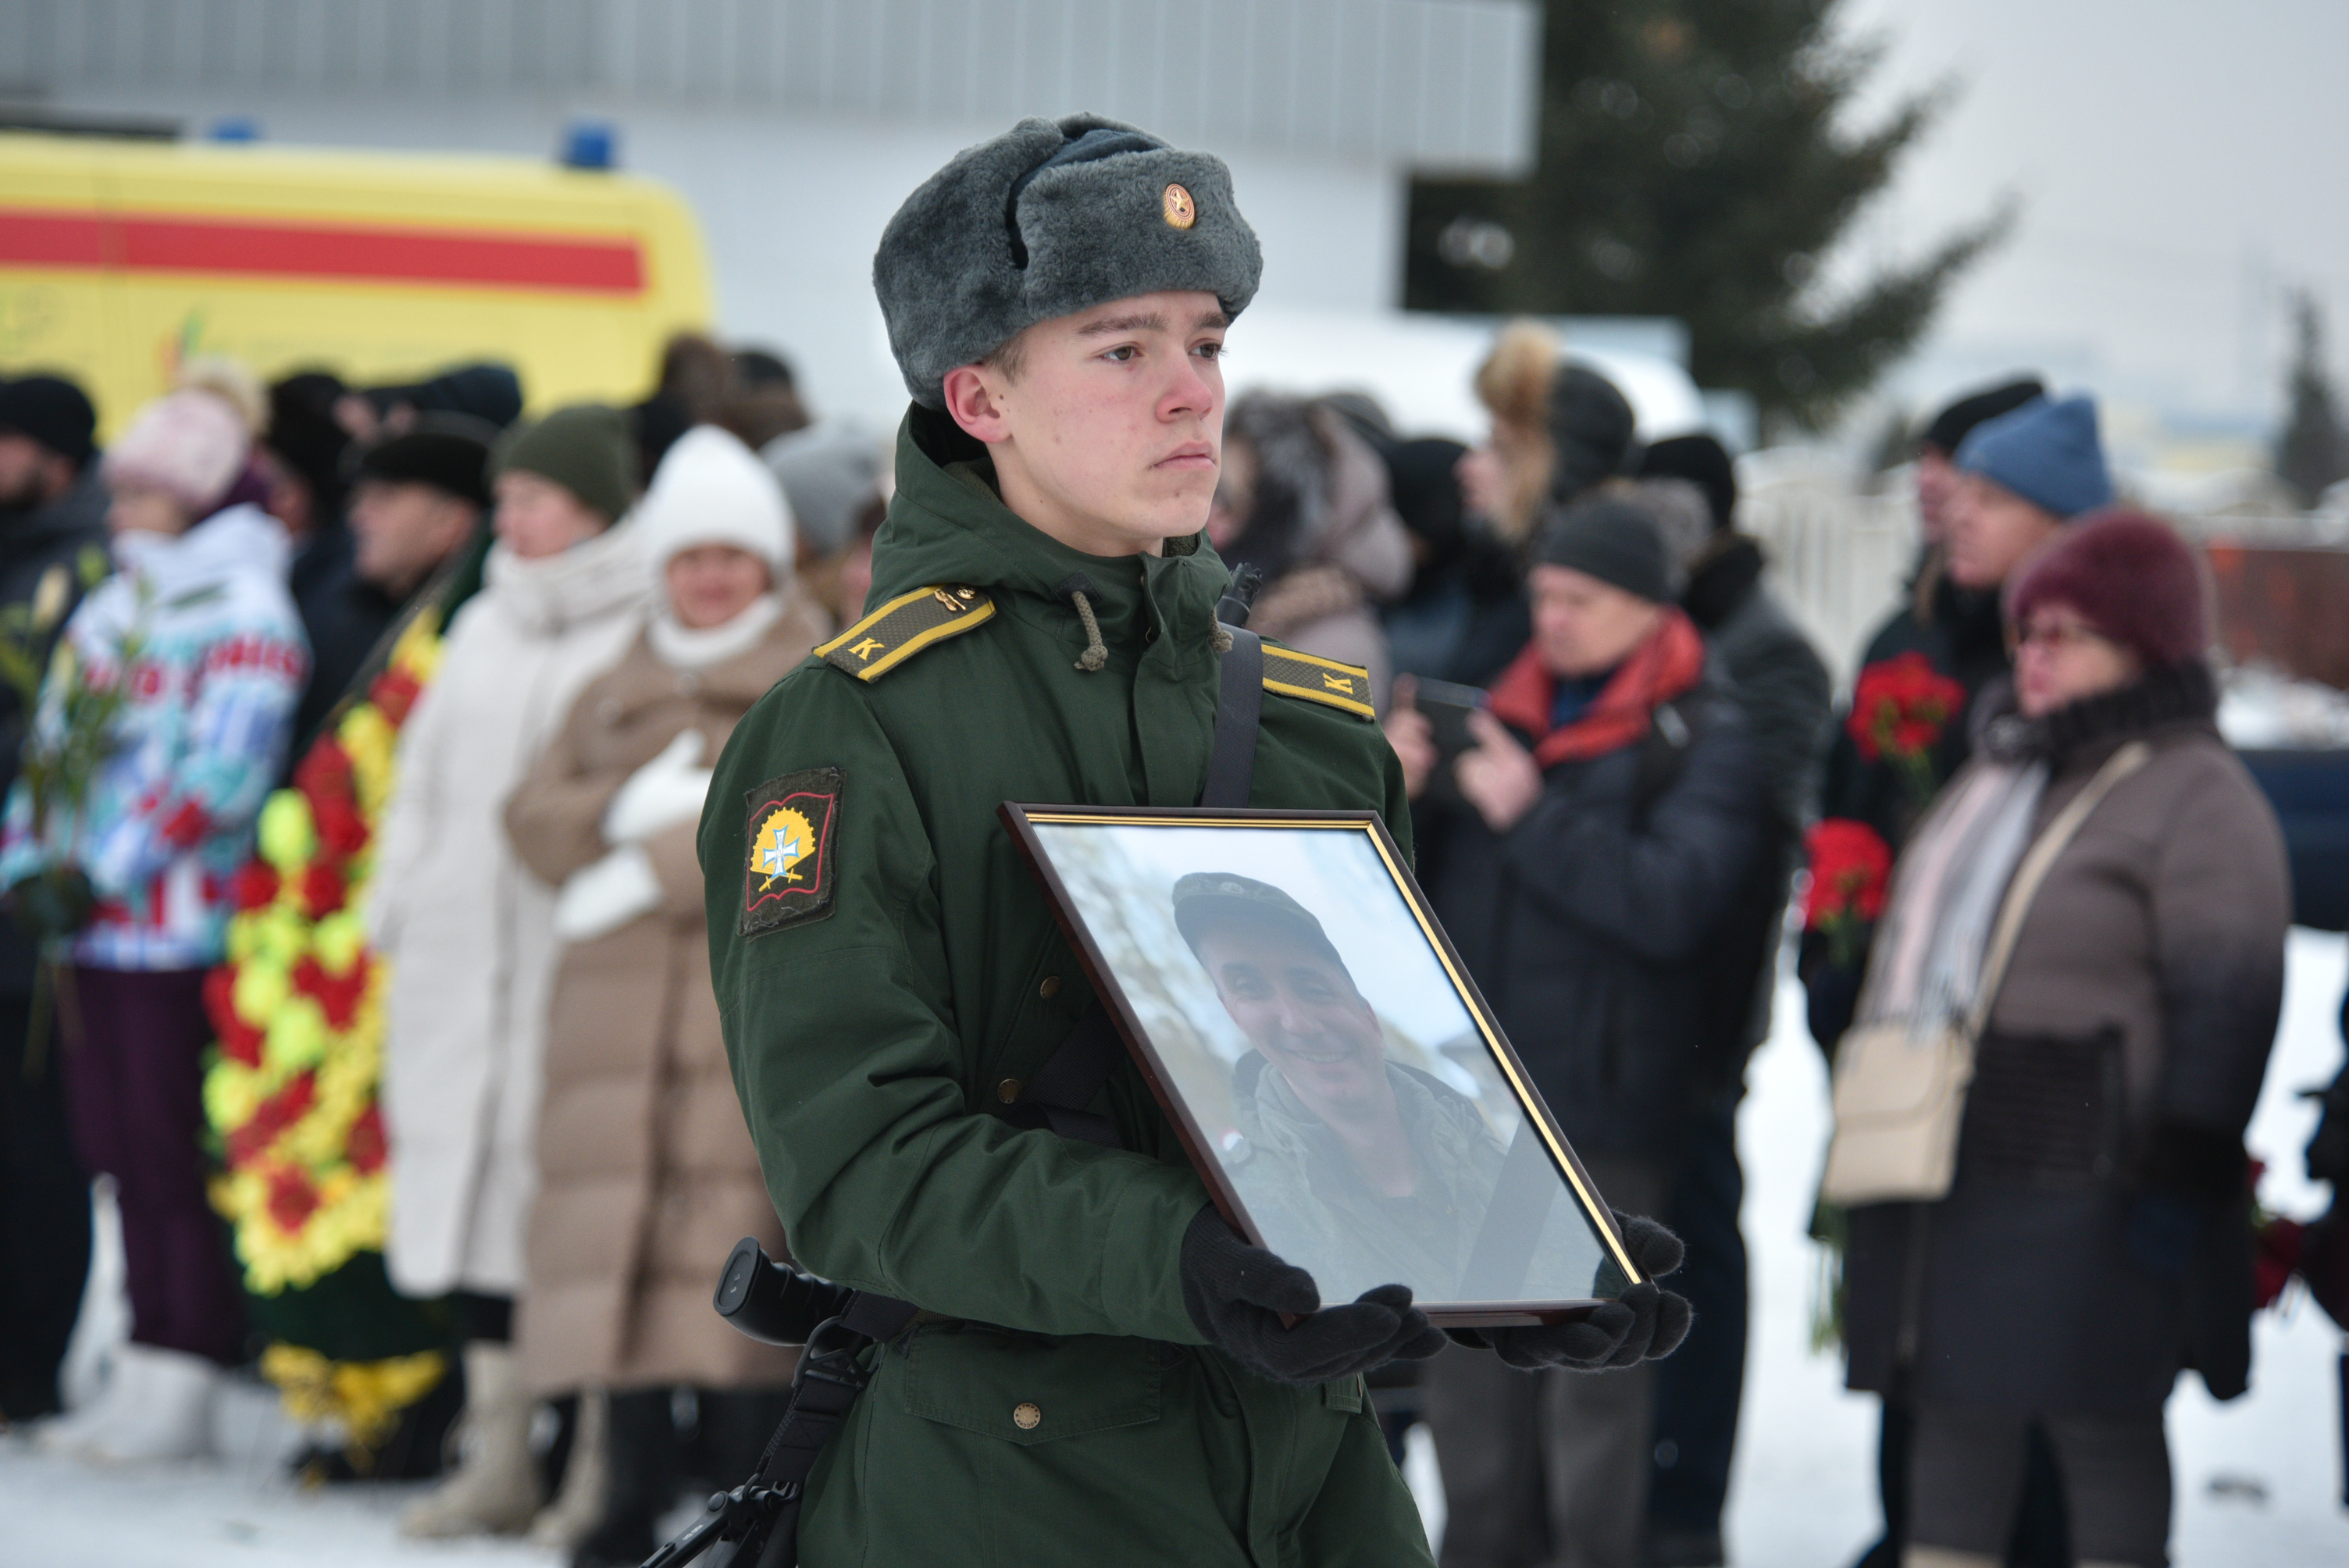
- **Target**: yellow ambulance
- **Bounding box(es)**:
[0,130,714,435]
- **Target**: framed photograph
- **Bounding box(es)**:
[1000,804,1641,1327]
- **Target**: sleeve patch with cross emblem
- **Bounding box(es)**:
[814,583,996,682]
[742,766,843,937]
[1260,646,1377,720]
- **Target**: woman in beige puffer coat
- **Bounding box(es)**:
[504,426,833,1567]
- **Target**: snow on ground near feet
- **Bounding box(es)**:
[1716,928,2349,1566]
[5,933,2347,1566]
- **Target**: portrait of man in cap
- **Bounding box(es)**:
[1174,870,1577,1306]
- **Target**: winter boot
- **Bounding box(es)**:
[401,1342,543,1538]
[529,1388,610,1551]
[571,1388,681,1568]
[77,1344,217,1463]
[33,1346,149,1457]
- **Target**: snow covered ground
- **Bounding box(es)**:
[5,932,2347,1566]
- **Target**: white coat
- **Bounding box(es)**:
[370,524,647,1297]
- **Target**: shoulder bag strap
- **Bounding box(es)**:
[1964,739,2151,1039]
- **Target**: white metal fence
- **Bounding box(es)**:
[1738,451,1918,686]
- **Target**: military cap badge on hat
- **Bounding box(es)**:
[872,113,1264,409]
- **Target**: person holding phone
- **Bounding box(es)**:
[1388,496,1764,1568]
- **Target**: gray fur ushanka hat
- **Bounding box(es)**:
[874,113,1264,409]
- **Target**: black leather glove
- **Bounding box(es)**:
[1460,1210,1693,1371]
[5,867,94,943]
[1179,1206,1448,1385]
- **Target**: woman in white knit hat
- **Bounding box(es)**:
[499,425,832,1567]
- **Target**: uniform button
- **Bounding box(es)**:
[1012,1402,1042,1431]
[1039,975,1063,1000]
[996,1078,1021,1103]
[1145,625,1157,643]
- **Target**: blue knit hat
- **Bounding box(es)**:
[1954,394,2113,521]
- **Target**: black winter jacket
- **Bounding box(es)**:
[1417,666,1769,1159]
[1685,538,1834,1064]
[1802,554,2010,1053]
[0,468,109,993]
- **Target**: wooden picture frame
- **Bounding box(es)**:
[1000,803,1640,1327]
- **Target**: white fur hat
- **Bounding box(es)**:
[635,425,796,575]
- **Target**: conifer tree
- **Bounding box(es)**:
[2276,288,2348,508]
[1406,0,2007,434]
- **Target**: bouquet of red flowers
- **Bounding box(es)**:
[1803,818,1893,968]
[1848,651,1967,808]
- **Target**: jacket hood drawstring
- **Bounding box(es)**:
[1054,573,1110,672]
[1053,572,1236,666]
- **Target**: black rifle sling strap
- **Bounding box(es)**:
[1008,622,1262,1147]
[1203,625,1264,811]
[654,622,1273,1568]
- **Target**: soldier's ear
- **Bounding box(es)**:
[941,363,1013,446]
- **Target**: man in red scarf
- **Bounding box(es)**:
[1388,496,1768,1568]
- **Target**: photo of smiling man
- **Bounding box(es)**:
[1175,871,1549,1305]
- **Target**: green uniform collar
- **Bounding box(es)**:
[875,404,1232,665]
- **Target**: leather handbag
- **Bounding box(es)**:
[1822,741,2149,1206]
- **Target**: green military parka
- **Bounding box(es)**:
[700,406,1434,1567]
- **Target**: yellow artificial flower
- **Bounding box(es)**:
[392,611,444,684]
[225,911,265,963]
[339,706,397,818]
[262,996,330,1076]
[257,789,316,871]
[312,909,367,977]
[202,1057,267,1135]
[261,1344,445,1456]
[233,957,291,1030]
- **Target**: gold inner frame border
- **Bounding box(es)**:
[1015,809,1641,1286]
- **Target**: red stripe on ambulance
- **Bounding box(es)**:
[0,208,643,294]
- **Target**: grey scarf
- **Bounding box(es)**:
[1859,757,2049,1035]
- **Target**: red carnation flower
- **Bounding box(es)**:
[294,738,357,807]
[298,863,348,920]
[204,966,266,1067]
[312,796,370,861]
[1805,818,1893,968]
[347,1101,388,1175]
[292,953,371,1031]
[231,861,280,913]
[369,667,424,728]
[227,1071,318,1168]
[266,1165,320,1231]
[1848,652,1968,812]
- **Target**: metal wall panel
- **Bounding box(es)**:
[1,0,1538,172]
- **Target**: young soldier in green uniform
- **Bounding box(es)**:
[700,116,1689,1566]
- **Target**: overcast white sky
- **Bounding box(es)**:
[1827,0,2347,428]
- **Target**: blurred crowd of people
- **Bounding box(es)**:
[0,339,889,1563]
[0,301,2326,1568]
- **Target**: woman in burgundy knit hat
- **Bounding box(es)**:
[1832,510,2290,1568]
